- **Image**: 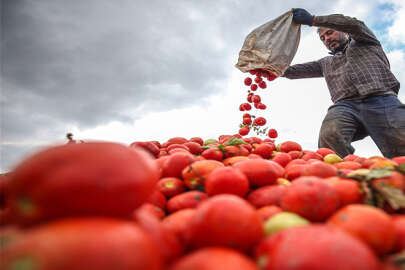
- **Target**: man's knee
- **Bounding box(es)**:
[319,120,340,146]
[318,120,354,156]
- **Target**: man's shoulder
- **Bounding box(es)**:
[318,55,333,63]
[346,40,383,55]
[348,38,381,47]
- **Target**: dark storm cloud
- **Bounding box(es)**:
[1,0,330,171]
[2,1,235,139]
[0,143,47,172]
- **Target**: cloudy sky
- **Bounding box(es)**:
[1,0,405,172]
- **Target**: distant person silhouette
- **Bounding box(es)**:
[66,133,84,144]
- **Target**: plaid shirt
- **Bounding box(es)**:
[283,14,400,103]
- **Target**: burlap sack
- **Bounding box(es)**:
[235,10,301,77]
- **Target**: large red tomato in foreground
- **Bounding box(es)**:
[7,142,160,225]
[327,204,396,256]
[169,247,258,270]
[255,225,380,270]
[0,218,162,270]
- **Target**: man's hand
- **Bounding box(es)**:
[292,8,315,26]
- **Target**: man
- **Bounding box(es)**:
[283,8,405,158]
[66,133,84,144]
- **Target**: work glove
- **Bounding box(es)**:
[292,8,315,26]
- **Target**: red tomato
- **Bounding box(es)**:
[1,218,163,270]
[7,142,160,225]
[187,195,263,252]
[244,77,252,86]
[205,167,250,197]
[268,129,278,138]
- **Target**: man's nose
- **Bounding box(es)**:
[325,36,335,45]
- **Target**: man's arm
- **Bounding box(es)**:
[282,61,323,79]
[313,14,380,45]
[293,9,379,45]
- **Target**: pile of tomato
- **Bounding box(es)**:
[1,135,404,270]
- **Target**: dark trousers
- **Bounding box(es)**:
[318,95,405,158]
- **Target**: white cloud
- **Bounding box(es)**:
[331,0,374,19]
[388,50,405,100]
[76,69,247,144]
[385,0,405,45]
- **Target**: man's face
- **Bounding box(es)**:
[318,28,348,52]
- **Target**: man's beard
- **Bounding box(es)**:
[328,34,349,54]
